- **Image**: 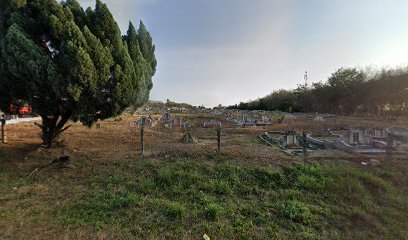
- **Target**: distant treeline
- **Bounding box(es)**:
[228,67,408,116]
[144,100,194,109]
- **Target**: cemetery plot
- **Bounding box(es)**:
[1,111,408,239]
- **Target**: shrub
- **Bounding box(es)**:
[297,174,325,191]
[251,168,276,188]
[205,203,223,221]
[277,200,313,224]
[214,181,232,195]
[165,202,187,220]
[137,178,156,194]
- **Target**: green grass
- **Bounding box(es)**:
[57,159,408,239]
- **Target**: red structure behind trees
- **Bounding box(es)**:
[9,103,32,116]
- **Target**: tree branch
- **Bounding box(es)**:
[58,124,72,134]
[54,110,72,134]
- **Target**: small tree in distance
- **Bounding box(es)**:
[0,0,157,148]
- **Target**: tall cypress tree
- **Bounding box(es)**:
[64,0,87,28]
[0,0,7,36]
[125,21,149,106]
[0,0,157,147]
[137,20,157,91]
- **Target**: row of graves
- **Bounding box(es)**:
[307,126,408,154]
[261,131,317,156]
[133,113,222,144]
[260,126,408,156]
[160,114,221,128]
[160,113,188,128]
[134,112,223,129]
[133,115,158,127]
[133,113,189,128]
[226,112,275,127]
[135,108,284,128]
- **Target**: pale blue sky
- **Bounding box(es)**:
[78,0,408,107]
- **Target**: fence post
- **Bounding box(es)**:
[1,119,6,144]
[217,126,221,153]
[302,131,307,161]
[141,117,145,156]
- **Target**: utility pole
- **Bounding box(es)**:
[304,71,309,87]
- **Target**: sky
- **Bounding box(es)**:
[78,0,408,107]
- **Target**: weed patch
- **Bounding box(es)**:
[55,160,408,239]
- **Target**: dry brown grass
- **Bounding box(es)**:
[2,113,407,169]
[0,113,407,239]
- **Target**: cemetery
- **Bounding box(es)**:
[305,126,408,155]
[260,130,324,156]
[1,0,408,238]
[1,110,408,239]
[133,115,158,127]
[2,110,408,160]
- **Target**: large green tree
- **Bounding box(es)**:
[0,0,157,147]
[231,67,408,116]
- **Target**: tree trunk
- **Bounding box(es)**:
[41,113,71,148]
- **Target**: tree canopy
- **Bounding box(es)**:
[229,67,408,116]
[0,0,157,147]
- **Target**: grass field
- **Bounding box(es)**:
[0,114,407,239]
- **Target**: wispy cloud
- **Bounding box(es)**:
[78,0,408,107]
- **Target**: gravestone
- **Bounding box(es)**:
[182,132,196,144]
[174,116,184,127]
[285,131,298,147]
